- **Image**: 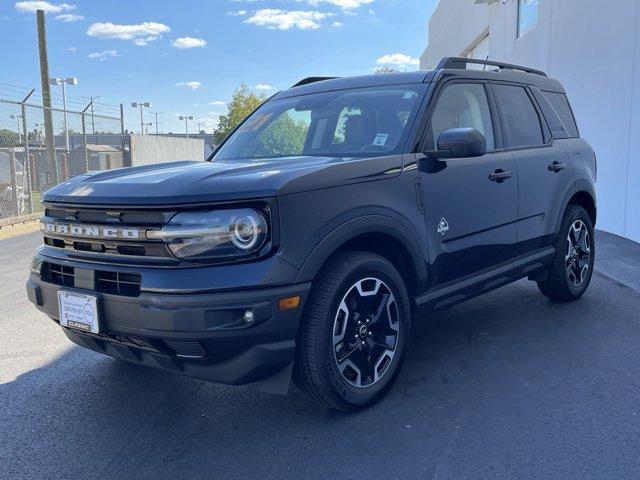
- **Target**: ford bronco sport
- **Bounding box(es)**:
[27,57,597,411]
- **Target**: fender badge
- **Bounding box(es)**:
[437,217,449,235]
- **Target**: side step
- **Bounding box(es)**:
[415,247,554,312]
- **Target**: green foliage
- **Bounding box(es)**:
[213,85,265,145]
[0,129,20,145]
[246,112,309,158]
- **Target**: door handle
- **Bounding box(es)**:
[548,161,567,172]
[489,169,512,182]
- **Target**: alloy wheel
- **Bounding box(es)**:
[565,220,591,287]
[332,277,400,388]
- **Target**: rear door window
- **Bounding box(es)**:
[493,84,544,148]
[542,91,579,138]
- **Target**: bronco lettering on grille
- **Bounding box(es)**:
[42,221,141,240]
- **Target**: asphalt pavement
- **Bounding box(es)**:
[1,231,640,480]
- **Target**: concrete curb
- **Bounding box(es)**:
[0,213,41,229]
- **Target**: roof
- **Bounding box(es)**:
[273,71,433,100]
[273,59,565,100]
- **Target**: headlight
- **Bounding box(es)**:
[148,208,269,260]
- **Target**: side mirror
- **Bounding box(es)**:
[423,127,486,160]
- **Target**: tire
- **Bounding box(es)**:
[294,251,411,411]
[537,205,595,301]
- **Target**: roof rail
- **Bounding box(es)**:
[291,76,338,88]
[436,57,547,77]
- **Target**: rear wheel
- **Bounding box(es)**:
[294,251,411,411]
[537,205,595,301]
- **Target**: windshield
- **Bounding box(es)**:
[213,85,426,161]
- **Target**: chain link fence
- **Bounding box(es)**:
[0,97,128,220]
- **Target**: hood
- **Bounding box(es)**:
[42,155,403,206]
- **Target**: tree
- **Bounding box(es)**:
[246,112,308,158]
[213,85,265,145]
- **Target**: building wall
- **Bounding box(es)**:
[421,0,640,243]
[130,134,204,166]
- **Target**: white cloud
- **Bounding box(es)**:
[86,21,170,46]
[332,21,342,28]
[87,49,120,61]
[376,53,419,67]
[15,1,75,13]
[171,36,207,49]
[209,100,226,106]
[67,46,77,53]
[227,10,247,16]
[244,9,332,30]
[55,13,83,22]
[176,81,202,90]
[305,0,374,10]
[254,84,273,90]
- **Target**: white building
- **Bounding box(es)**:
[421,0,640,243]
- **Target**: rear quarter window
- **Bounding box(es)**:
[542,92,579,138]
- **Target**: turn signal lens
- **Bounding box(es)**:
[278,296,300,310]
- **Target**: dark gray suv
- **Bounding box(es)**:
[27,57,597,410]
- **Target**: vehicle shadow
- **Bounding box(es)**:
[2,275,635,479]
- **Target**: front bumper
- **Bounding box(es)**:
[26,272,310,390]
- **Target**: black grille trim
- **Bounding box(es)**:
[42,262,142,297]
[95,271,142,297]
[43,263,75,287]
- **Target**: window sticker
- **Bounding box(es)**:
[373,133,389,146]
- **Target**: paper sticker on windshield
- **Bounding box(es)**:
[373,133,389,146]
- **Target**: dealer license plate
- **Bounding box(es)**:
[57,290,100,334]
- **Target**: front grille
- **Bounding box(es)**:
[95,271,141,297]
[42,206,174,260]
[42,262,141,297]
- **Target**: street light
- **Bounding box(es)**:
[178,115,194,139]
[131,101,152,134]
[10,114,24,144]
[50,77,78,152]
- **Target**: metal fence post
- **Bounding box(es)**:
[21,90,35,213]
[82,101,91,174]
[9,150,18,216]
[120,103,130,167]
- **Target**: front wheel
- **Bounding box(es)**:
[537,205,595,301]
[294,251,411,411]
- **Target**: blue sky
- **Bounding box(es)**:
[1,0,437,134]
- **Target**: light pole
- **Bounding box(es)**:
[10,114,24,144]
[35,122,45,146]
[49,77,78,152]
[179,115,194,139]
[144,122,154,135]
[151,111,163,135]
[131,101,151,134]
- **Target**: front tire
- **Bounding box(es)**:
[294,251,411,411]
[537,205,595,301]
